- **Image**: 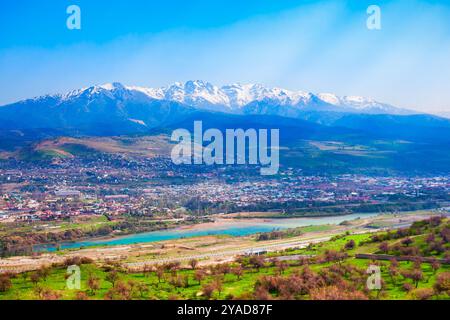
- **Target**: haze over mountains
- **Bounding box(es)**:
[1,80,450,174]
[0,80,429,134]
[0,80,448,137]
[127,80,415,115]
[5,80,416,114]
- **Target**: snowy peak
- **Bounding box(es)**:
[163,80,230,109]
[316,93,412,115]
[148,81,316,109]
[317,93,341,105]
[61,83,125,100]
[222,83,313,108]
[19,81,416,116]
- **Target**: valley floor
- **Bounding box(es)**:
[0,212,449,300]
[0,211,444,273]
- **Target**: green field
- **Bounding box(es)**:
[0,217,449,300]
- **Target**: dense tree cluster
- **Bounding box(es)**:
[366,216,449,260]
[1,217,449,300]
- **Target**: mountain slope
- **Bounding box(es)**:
[129,80,416,116]
[0,80,425,137]
[0,83,195,135]
[1,80,450,150]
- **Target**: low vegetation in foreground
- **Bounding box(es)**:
[0,217,449,300]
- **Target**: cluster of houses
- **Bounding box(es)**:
[1,156,450,223]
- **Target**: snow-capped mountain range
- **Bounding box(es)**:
[3,79,450,167]
[0,80,426,136]
[51,80,414,116]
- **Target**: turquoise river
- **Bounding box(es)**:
[36,213,378,252]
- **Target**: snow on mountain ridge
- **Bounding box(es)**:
[23,81,415,115]
[126,81,405,113]
[96,81,318,109]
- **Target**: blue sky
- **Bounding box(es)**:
[0,0,449,112]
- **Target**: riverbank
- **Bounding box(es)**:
[2,214,449,301]
[0,210,442,274]
[35,213,380,252]
[0,212,442,278]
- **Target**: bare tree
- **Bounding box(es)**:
[87,274,100,295]
[0,275,12,292]
[38,265,51,281]
[431,259,441,275]
[433,272,450,296]
[379,242,389,253]
[189,259,199,270]
[214,278,223,298]
[105,270,119,288]
[30,272,41,286]
[194,269,205,285]
[201,282,215,300]
[232,266,243,280]
[155,265,165,284]
[249,256,265,272]
[276,260,288,275]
